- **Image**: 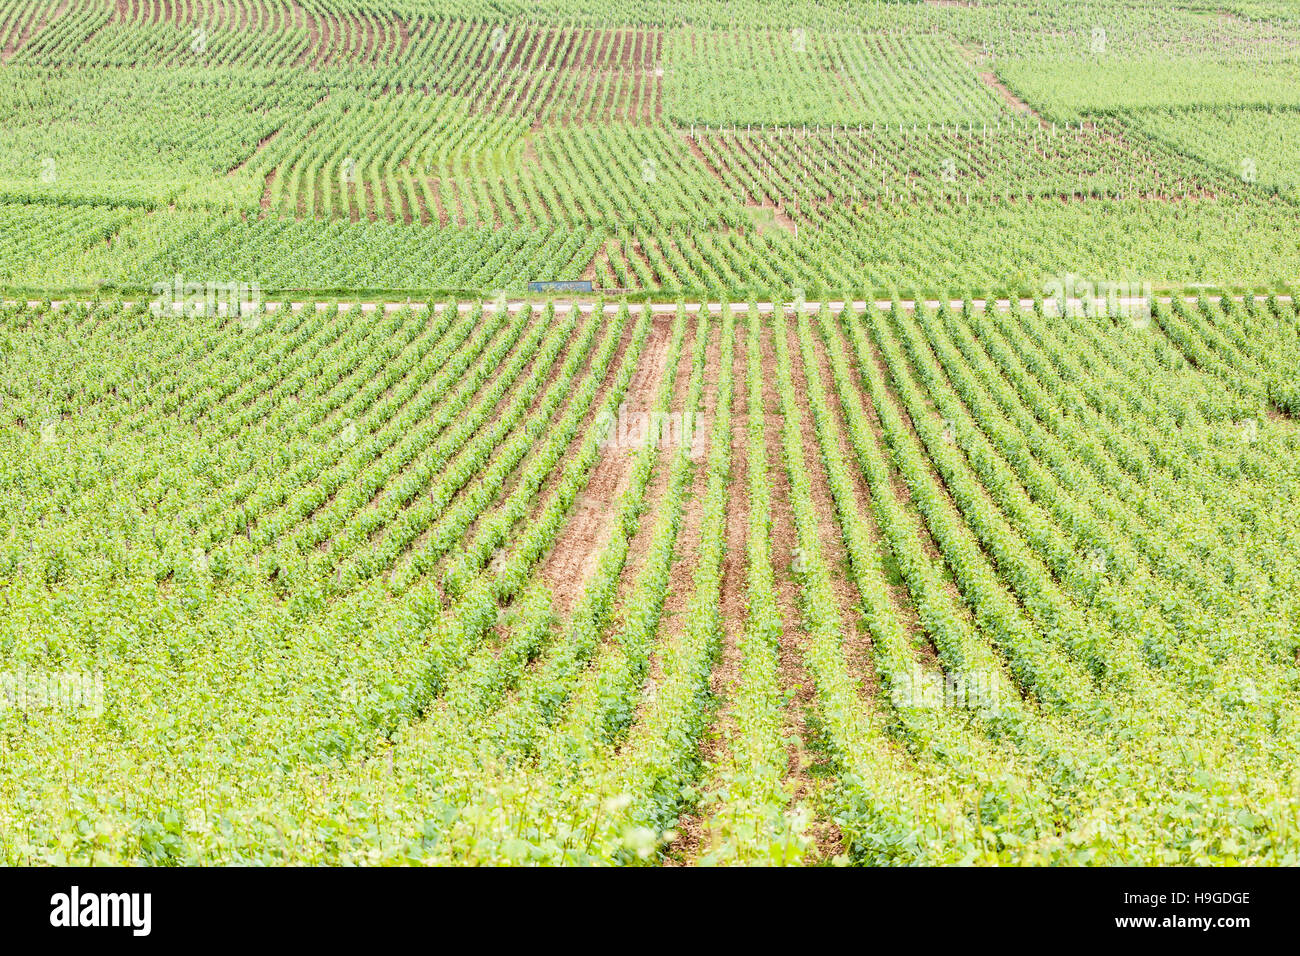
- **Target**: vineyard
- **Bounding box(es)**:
[2,0,1300,296]
[3,0,1300,869]
[2,292,1300,864]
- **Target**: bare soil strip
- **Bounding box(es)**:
[977,70,1047,126]
[426,303,639,605]
[635,318,719,724]
[257,169,277,218]
[580,241,611,284]
[540,312,677,615]
[605,316,696,612]
[228,128,283,179]
[683,132,726,183]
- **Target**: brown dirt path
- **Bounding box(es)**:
[604,316,696,613]
[539,312,677,615]
[758,312,844,862]
[632,316,719,731]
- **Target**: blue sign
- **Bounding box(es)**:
[528,281,594,293]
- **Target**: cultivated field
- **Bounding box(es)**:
[3,0,1300,297]
[2,0,1300,866]
[4,293,1299,864]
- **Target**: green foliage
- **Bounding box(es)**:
[4,0,1300,866]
